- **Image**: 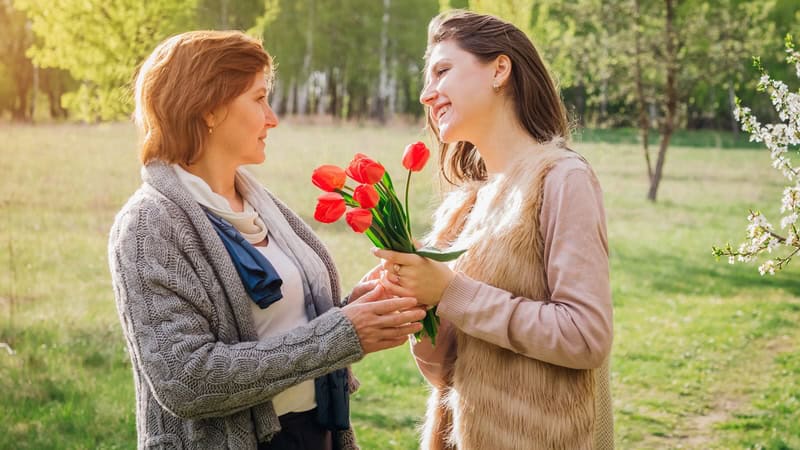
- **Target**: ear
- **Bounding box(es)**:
[203,111,216,129]
[492,54,512,88]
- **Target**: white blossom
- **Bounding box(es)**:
[758,259,776,276]
[718,38,800,275]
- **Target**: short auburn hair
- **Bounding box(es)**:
[133,30,273,165]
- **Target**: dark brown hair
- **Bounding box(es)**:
[133,30,273,165]
[423,10,569,185]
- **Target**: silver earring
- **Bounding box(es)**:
[492,82,500,93]
[208,127,213,135]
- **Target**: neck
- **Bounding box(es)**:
[469,100,541,175]
[181,150,241,211]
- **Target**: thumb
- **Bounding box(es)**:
[350,283,387,305]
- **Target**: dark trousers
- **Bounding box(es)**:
[258,409,333,450]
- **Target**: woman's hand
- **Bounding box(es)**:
[342,283,426,354]
[347,278,381,302]
[372,248,456,306]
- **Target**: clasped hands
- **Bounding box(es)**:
[372,247,456,307]
[341,249,455,354]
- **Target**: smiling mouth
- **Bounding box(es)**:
[434,104,451,122]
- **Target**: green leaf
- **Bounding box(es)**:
[380,170,395,192]
[415,247,467,262]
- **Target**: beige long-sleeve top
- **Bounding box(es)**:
[412,158,613,387]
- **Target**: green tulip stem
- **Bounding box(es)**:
[404,170,412,236]
[374,181,414,249]
[367,221,391,248]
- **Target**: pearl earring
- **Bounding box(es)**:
[208,127,213,135]
[492,82,500,92]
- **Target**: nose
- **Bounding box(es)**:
[419,82,437,106]
[264,103,279,129]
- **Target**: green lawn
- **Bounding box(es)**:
[1,122,798,449]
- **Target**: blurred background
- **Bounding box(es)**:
[1,0,800,449]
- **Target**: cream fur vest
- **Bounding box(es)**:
[423,141,613,450]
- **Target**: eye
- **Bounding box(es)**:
[436,67,449,77]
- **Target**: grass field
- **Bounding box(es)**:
[1,122,799,449]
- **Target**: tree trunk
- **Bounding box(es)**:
[30,65,38,121]
[632,0,653,183]
[374,0,391,123]
[298,0,315,115]
[220,0,228,28]
[647,0,678,202]
[271,78,284,115]
[328,67,340,118]
[287,78,297,115]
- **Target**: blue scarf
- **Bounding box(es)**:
[205,208,351,430]
[204,209,283,309]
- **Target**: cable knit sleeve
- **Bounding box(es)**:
[436,159,613,369]
[108,198,364,421]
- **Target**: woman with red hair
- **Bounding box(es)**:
[108,30,425,450]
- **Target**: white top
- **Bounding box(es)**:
[172,164,316,415]
[251,238,316,415]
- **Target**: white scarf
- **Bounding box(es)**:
[173,165,268,244]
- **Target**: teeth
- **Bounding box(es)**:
[438,106,450,121]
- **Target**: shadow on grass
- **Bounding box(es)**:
[575,128,764,150]
[350,409,420,430]
[611,243,800,300]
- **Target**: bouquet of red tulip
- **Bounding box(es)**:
[311,141,464,344]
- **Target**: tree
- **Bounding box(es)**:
[541,0,777,201]
[713,36,800,275]
[0,0,34,121]
[16,0,198,121]
[469,0,532,34]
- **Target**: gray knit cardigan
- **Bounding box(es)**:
[108,162,364,449]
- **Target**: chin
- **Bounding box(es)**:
[438,126,462,145]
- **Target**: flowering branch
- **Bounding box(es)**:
[713,35,800,275]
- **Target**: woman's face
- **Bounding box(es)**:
[420,40,496,144]
[207,72,278,166]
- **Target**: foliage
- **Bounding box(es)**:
[714,36,800,275]
[15,0,198,121]
[1,0,797,127]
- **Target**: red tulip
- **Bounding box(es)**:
[314,192,346,223]
[402,141,430,172]
[353,184,379,209]
[345,208,373,233]
[346,153,385,185]
[312,165,347,192]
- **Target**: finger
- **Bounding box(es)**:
[367,296,419,315]
[377,322,424,340]
[377,308,427,327]
[374,336,411,352]
[360,264,383,282]
[380,277,415,298]
[372,248,422,265]
[349,283,386,305]
[355,279,380,296]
